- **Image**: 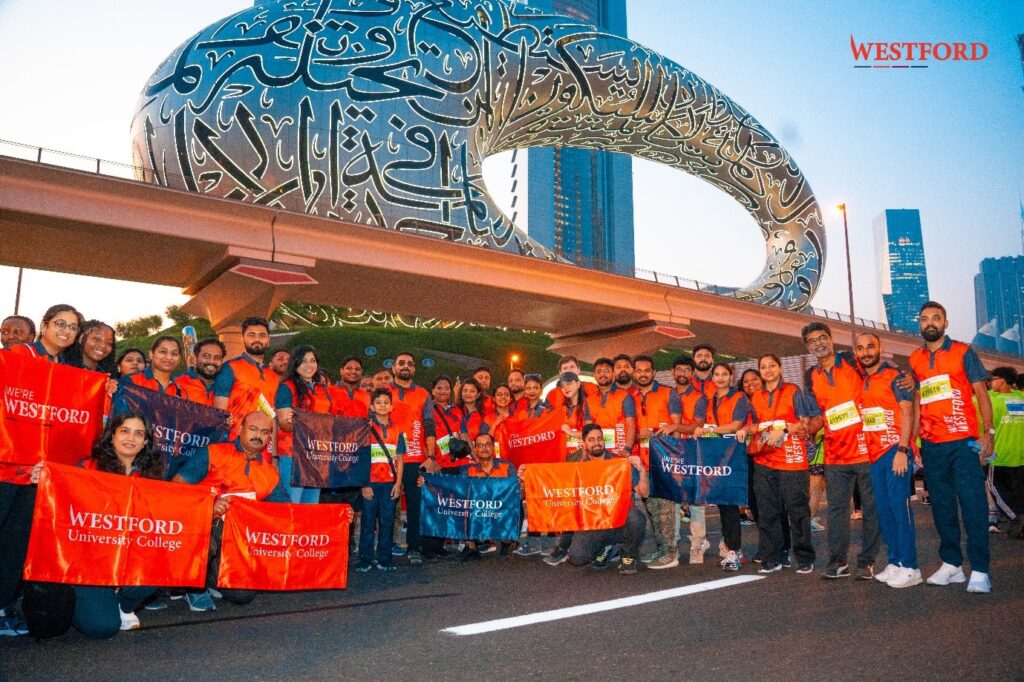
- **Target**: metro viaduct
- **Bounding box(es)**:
[2,155,1019,371]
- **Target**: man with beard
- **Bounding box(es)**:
[802,322,880,580]
[671,356,713,564]
[173,412,291,611]
[633,355,682,566]
[267,349,290,380]
[331,355,370,419]
[612,354,637,394]
[854,333,920,588]
[546,425,649,575]
[390,352,437,564]
[174,338,226,406]
[691,344,718,399]
[909,302,993,593]
[213,317,280,448]
[507,369,527,410]
[586,358,637,456]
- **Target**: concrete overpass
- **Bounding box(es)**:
[2,154,1020,370]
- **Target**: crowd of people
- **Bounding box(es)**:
[0,298,1020,641]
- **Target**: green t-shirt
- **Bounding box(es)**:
[990,390,1024,467]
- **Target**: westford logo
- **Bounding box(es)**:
[153,424,210,457]
[436,495,504,519]
[658,458,733,478]
[850,35,988,68]
[541,483,617,507]
[68,505,184,551]
[301,436,359,463]
[244,527,331,560]
[4,386,90,424]
[509,431,556,448]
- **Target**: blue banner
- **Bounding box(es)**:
[291,409,370,488]
[420,474,522,542]
[111,383,229,477]
[649,436,748,506]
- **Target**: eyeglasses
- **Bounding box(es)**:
[473,442,495,450]
[804,334,830,346]
[50,320,79,332]
[524,373,542,381]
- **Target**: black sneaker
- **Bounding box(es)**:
[459,546,483,563]
[758,562,782,574]
[780,551,792,568]
[822,563,850,579]
[795,563,814,575]
[543,547,569,566]
[591,544,617,571]
[498,542,512,558]
[618,557,638,575]
[855,564,874,580]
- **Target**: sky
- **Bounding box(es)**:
[1,0,1022,341]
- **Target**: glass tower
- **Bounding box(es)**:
[873,209,930,334]
[974,256,1024,355]
[524,0,635,273]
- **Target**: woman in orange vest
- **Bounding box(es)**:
[275,345,333,504]
[456,378,489,454]
[557,372,593,456]
[694,362,752,572]
[120,336,184,396]
[484,384,516,458]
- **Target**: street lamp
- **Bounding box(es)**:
[510,353,520,371]
[836,203,857,348]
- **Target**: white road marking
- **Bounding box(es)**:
[441,575,765,635]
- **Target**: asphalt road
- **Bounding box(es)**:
[2,503,1022,682]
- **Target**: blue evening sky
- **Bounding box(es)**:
[0,0,1021,341]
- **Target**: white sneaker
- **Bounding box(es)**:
[926,562,966,586]
[874,564,899,583]
[119,607,140,631]
[689,539,710,564]
[649,552,680,570]
[722,551,740,571]
[887,567,923,589]
[966,571,991,593]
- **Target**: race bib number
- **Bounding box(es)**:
[757,420,786,432]
[825,401,861,431]
[566,434,581,451]
[860,406,888,432]
[370,442,397,465]
[256,393,276,419]
[602,429,616,449]
[436,433,451,456]
[919,374,954,405]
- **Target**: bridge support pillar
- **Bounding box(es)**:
[180,255,317,357]
[547,321,695,364]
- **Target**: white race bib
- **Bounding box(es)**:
[436,433,451,456]
[825,400,861,431]
[860,406,888,432]
[370,442,397,465]
[919,374,954,405]
[602,429,617,449]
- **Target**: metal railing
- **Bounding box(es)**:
[6,137,1018,360]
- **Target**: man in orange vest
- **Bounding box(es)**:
[910,301,993,593]
[586,357,637,456]
[212,317,279,450]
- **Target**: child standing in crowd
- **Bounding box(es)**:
[359,388,405,573]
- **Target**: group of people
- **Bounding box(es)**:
[0,298,1018,641]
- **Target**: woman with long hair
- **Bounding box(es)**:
[115,348,147,378]
[557,372,592,456]
[456,378,489,449]
[275,345,332,503]
[121,336,183,395]
[63,320,117,376]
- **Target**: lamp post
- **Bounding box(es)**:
[837,203,857,348]
[510,353,520,372]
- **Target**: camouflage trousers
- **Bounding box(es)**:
[644,497,680,554]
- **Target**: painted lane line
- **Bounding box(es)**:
[441,575,765,636]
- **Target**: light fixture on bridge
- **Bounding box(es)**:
[510,353,520,371]
[835,203,857,348]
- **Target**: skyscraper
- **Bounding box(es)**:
[974,256,1024,355]
[524,0,635,273]
[873,209,930,334]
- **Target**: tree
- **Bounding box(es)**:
[115,315,162,340]
[166,304,190,325]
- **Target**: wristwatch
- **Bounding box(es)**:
[987,427,996,435]
[896,445,909,454]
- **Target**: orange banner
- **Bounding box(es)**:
[0,353,107,467]
[217,498,350,591]
[522,459,632,533]
[499,409,568,466]
[23,463,213,587]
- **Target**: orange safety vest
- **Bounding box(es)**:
[276,379,333,457]
[909,338,983,443]
[805,352,869,465]
[749,383,809,471]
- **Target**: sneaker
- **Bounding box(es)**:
[649,552,680,570]
[822,563,850,579]
[966,571,991,594]
[740,517,755,526]
[795,563,814,575]
[887,567,923,589]
[850,510,863,520]
[376,562,397,572]
[779,551,792,569]
[758,562,782,574]
[640,550,662,564]
[478,542,498,554]
[513,542,541,557]
[810,517,825,533]
[855,565,874,580]
[618,557,638,575]
[207,588,223,600]
[591,545,618,571]
[926,562,966,586]
[689,539,710,564]
[458,546,483,563]
[118,607,141,631]
[391,545,407,557]
[185,591,216,612]
[874,564,899,583]
[355,562,374,573]
[143,597,168,611]
[168,591,186,601]
[989,522,1001,533]
[407,550,423,565]
[722,551,740,571]
[0,609,28,637]
[543,547,568,566]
